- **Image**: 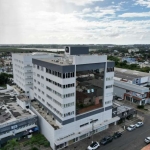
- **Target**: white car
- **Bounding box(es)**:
[135,122,144,127]
[145,137,150,144]
[87,141,100,150]
[9,92,18,97]
[127,125,136,131]
[117,98,123,101]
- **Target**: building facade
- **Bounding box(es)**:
[12,53,55,97]
[114,68,150,105]
[0,102,38,147]
[31,47,119,150]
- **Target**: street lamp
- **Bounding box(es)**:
[90,119,94,143]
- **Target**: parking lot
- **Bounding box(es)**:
[63,111,150,150]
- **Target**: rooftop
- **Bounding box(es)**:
[17,95,30,102]
[114,80,149,94]
[31,101,60,130]
[0,102,36,125]
[114,68,150,80]
[37,56,73,66]
[12,52,50,56]
[113,102,132,114]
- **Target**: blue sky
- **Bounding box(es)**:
[0,0,150,44]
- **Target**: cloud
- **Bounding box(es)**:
[119,11,150,17]
[1,0,150,44]
[134,0,150,8]
[65,0,103,6]
[82,8,92,13]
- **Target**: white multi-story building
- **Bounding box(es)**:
[31,47,119,150]
[12,53,55,97]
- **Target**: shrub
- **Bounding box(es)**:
[30,147,39,150]
[38,140,45,145]
[23,142,29,147]
[137,105,144,109]
[43,141,50,147]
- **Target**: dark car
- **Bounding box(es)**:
[100,136,113,145]
[113,132,122,139]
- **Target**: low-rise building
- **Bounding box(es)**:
[114,68,150,105]
[0,101,38,147]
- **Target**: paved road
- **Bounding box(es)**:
[64,111,150,150]
[100,111,149,150]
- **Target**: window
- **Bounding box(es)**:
[107,67,114,72]
[105,100,112,104]
[80,123,89,127]
[106,77,113,81]
[90,119,98,123]
[106,85,113,89]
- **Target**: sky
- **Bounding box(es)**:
[0,0,150,44]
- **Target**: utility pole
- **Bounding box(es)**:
[90,119,94,143]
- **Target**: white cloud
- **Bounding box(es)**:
[0,0,150,44]
[65,0,103,6]
[82,8,92,13]
[119,11,150,17]
[95,5,121,12]
[135,0,150,8]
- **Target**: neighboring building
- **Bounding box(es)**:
[122,57,136,64]
[112,102,137,121]
[114,68,150,105]
[128,48,139,53]
[12,53,56,97]
[0,101,38,147]
[31,46,119,150]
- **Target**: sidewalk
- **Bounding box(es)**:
[63,125,124,150]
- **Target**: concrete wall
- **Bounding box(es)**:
[114,86,126,98]
[31,106,55,150]
[29,88,34,99]
[0,84,13,93]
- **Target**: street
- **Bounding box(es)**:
[63,111,150,150]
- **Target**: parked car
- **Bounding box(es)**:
[127,125,136,131]
[9,92,18,97]
[117,97,123,101]
[113,132,122,139]
[135,122,144,127]
[145,137,150,144]
[87,141,100,150]
[100,136,113,145]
